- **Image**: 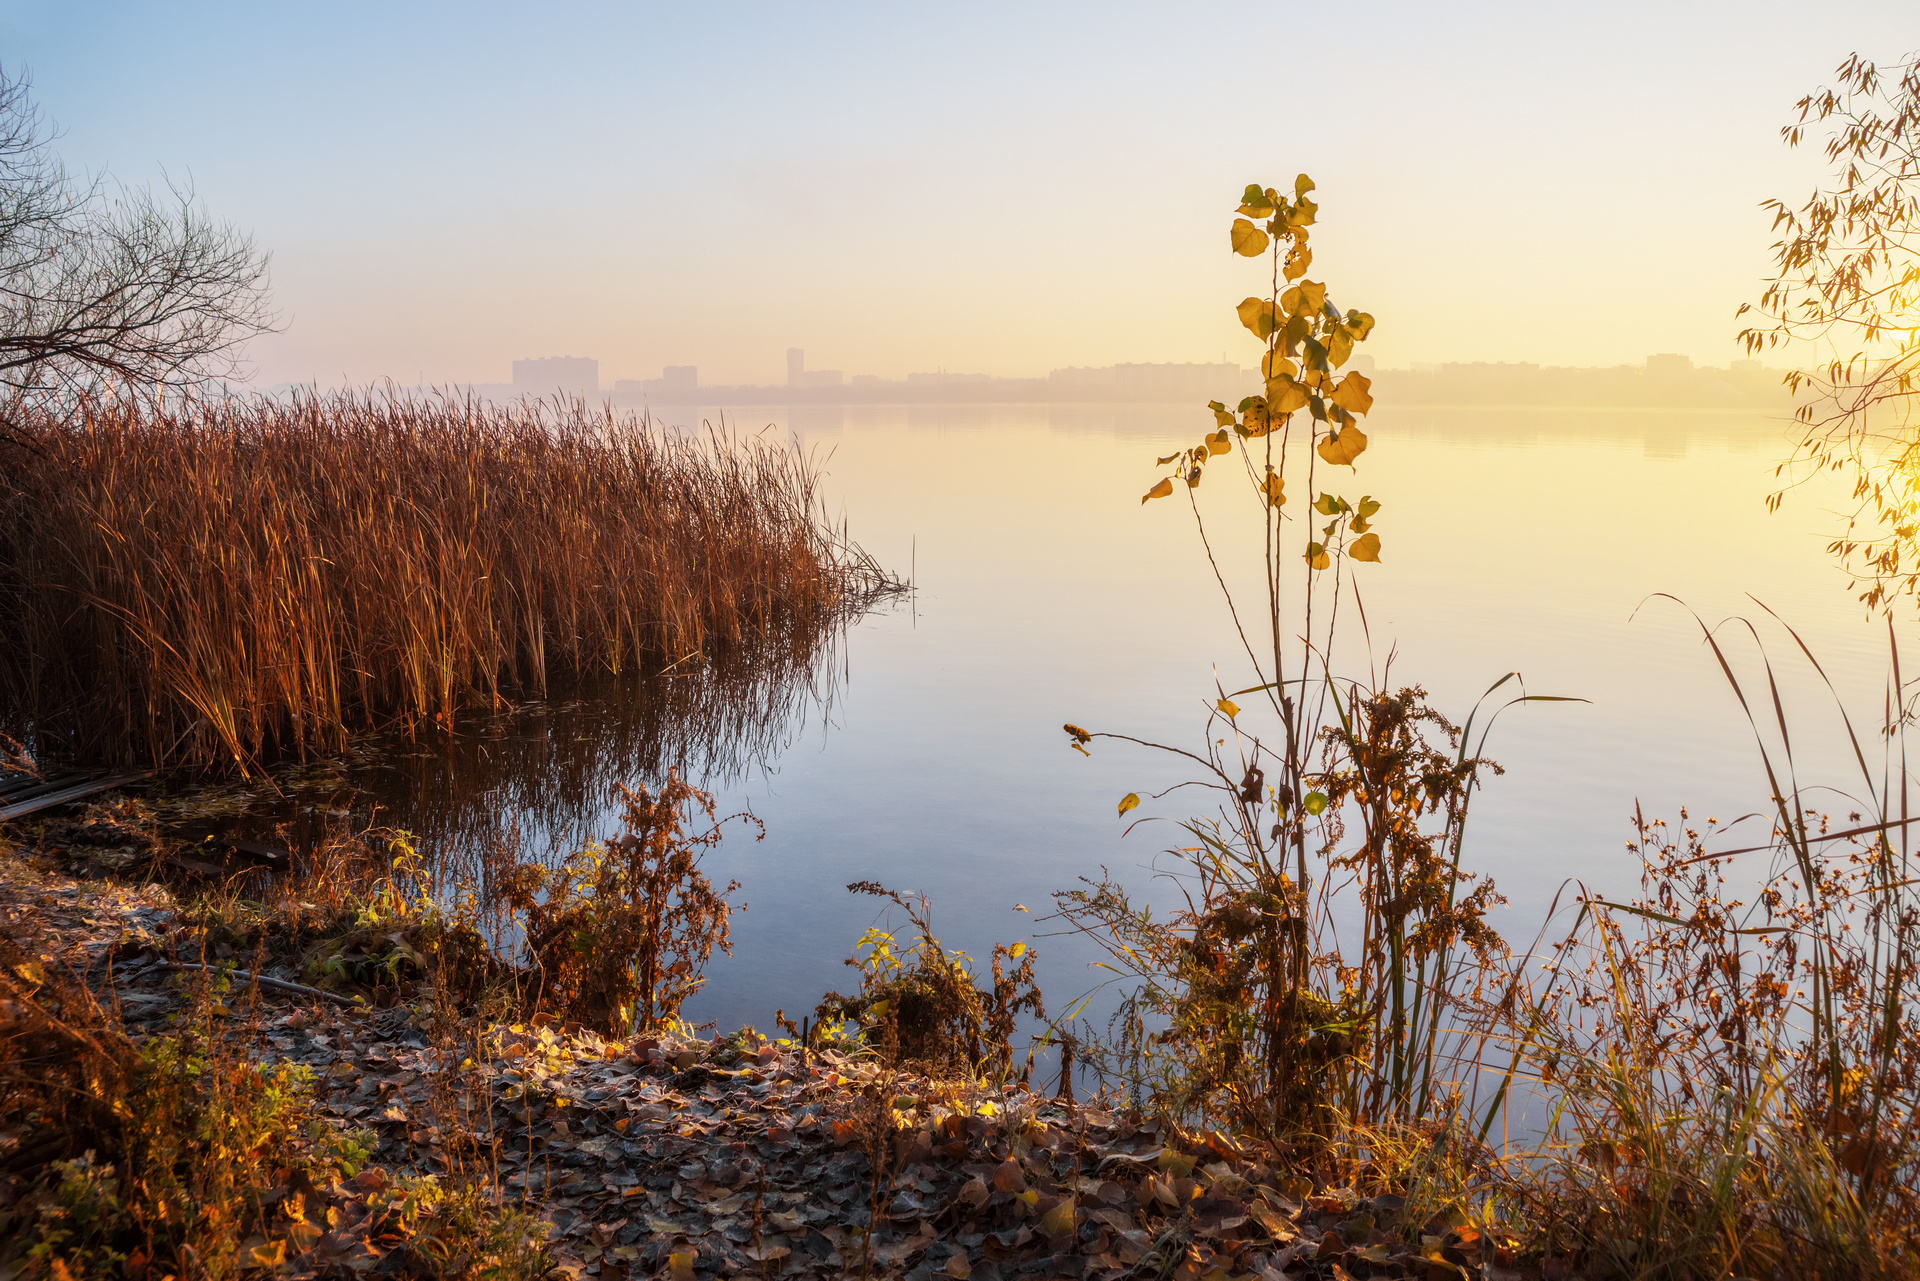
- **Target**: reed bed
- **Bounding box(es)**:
[0,388,889,773]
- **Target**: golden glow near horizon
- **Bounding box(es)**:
[4,1,1913,389]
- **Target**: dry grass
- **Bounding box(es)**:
[0,387,889,773]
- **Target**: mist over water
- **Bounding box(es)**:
[269,403,1883,1041]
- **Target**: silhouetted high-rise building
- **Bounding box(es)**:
[785,347,843,388]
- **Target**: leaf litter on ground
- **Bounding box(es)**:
[3,857,1518,1281]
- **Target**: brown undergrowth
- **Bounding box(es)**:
[804,882,1045,1085]
[0,828,550,1281]
[0,387,892,774]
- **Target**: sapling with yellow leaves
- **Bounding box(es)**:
[1057,178,1563,1154]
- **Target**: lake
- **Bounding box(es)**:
[257,401,1887,1045]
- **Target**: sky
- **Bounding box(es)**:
[2,1,1914,388]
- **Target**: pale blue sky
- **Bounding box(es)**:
[3,1,1913,386]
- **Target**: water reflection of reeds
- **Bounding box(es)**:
[150,590,870,906]
[360,631,848,884]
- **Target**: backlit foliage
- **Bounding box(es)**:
[1060,179,1547,1152]
[1741,51,1920,613]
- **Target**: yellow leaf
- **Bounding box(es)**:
[12,960,44,985]
[1266,377,1308,414]
[1040,1196,1077,1236]
[1329,370,1374,414]
[1236,184,1276,218]
[1260,351,1298,381]
[1230,218,1269,257]
[1207,400,1235,427]
[1142,477,1173,504]
[250,1241,288,1269]
[1118,793,1141,818]
[1295,280,1327,315]
[1280,285,1303,315]
[1305,542,1330,571]
[1294,173,1316,198]
[1008,941,1026,958]
[1236,297,1280,340]
[1217,698,1240,718]
[1345,309,1377,340]
[1316,424,1368,467]
[1327,329,1354,367]
[1283,245,1313,282]
[1261,468,1285,507]
[1206,429,1232,456]
[668,1251,697,1281]
[1240,395,1277,436]
[1349,532,1382,562]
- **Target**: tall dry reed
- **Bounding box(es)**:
[0,387,887,772]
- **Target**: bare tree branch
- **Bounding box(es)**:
[0,64,274,418]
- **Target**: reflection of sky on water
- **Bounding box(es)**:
[246,404,1889,1078]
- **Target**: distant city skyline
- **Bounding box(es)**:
[7,2,1912,392]
[448,348,1789,411]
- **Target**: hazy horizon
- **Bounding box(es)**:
[5,2,1913,389]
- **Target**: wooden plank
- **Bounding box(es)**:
[0,771,155,822]
[0,773,90,803]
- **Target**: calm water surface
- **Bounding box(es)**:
[290,403,1887,1037]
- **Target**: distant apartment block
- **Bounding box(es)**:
[786,348,844,389]
[631,365,696,396]
[512,356,599,396]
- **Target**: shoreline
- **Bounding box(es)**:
[0,851,1519,1281]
